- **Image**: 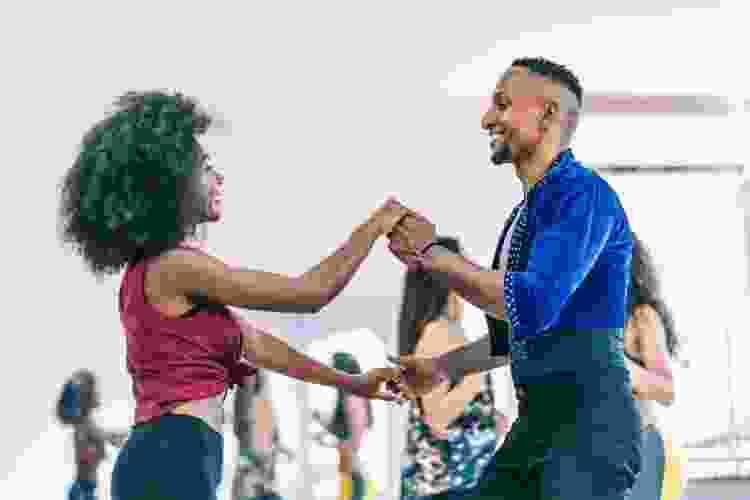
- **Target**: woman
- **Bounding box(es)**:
[231,370,293,500]
[56,369,128,500]
[396,237,503,500]
[624,233,684,500]
[57,90,404,500]
[312,352,377,500]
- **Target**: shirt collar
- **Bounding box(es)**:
[525,148,575,197]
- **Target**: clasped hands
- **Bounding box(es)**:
[374,197,438,270]
[351,355,447,405]
[353,198,446,404]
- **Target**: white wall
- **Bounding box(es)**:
[602,171,748,450]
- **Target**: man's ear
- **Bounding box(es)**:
[536,101,555,131]
[544,101,558,121]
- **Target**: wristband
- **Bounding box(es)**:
[418,239,442,257]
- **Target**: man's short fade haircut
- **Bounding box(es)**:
[511,57,583,108]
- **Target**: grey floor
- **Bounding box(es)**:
[683,479,750,499]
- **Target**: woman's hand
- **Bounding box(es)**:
[347,367,404,401]
[370,198,411,237]
[386,354,446,399]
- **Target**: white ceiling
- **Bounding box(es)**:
[440,4,742,97]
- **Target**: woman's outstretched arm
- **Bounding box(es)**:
[240,323,399,401]
[156,200,409,314]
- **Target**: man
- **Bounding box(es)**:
[387,57,641,499]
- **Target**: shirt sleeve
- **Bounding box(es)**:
[504,180,616,340]
[340,396,369,451]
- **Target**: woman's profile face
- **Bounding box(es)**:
[194,148,225,223]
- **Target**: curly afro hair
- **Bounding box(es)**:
[58,90,214,277]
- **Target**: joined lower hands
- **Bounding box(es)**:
[348,354,443,406]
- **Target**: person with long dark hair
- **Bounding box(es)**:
[230,370,293,500]
[56,369,128,500]
[624,233,684,500]
[57,90,404,500]
[396,236,503,500]
[312,352,376,500]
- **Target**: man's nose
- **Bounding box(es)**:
[481,107,497,131]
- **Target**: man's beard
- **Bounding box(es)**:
[490,142,513,166]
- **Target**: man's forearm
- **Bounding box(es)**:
[421,246,507,320]
[435,334,510,383]
[301,218,382,309]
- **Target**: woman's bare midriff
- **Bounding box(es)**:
[171,393,226,435]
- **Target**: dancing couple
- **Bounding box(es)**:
[59,56,642,499]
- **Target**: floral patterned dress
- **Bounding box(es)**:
[401,373,500,499]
